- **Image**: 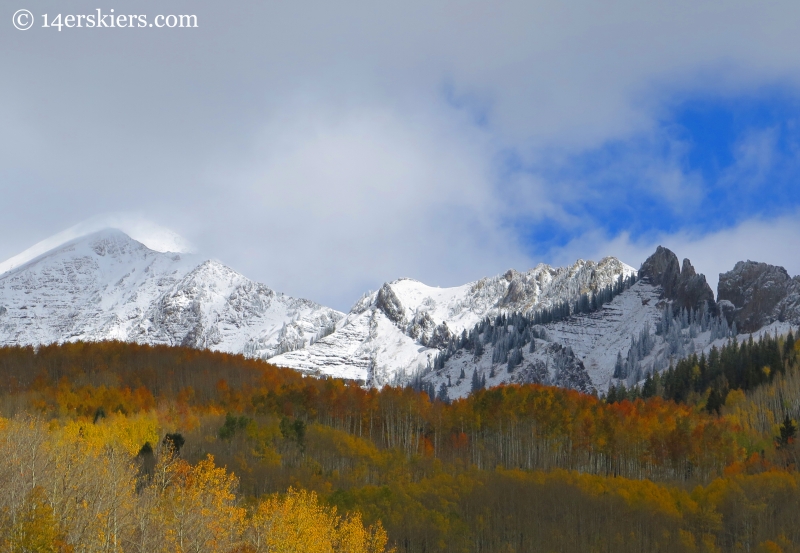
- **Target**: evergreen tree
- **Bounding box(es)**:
[427,382,436,402]
[706,388,724,415]
[642,372,656,399]
[785,329,796,359]
[471,369,481,393]
[778,415,797,448]
[507,347,523,372]
[474,338,484,358]
[613,351,625,379]
[436,383,449,404]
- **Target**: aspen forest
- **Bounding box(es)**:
[1,336,800,552]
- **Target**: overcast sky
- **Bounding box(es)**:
[3,0,800,310]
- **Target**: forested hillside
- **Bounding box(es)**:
[1,338,800,552]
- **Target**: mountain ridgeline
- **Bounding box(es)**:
[0,228,799,398]
[408,246,797,401]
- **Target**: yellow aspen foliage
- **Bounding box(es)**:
[58,412,160,455]
[5,486,63,553]
[725,389,747,409]
[248,488,336,553]
[157,454,246,553]
[335,511,391,553]
[247,488,391,553]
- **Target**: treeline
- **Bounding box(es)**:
[612,301,740,389]
[609,330,796,414]
[533,271,638,324]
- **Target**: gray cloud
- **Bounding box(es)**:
[4,0,800,309]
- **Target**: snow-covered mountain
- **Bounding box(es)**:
[273,244,798,399]
[269,257,636,385]
[0,229,343,357]
[3,228,797,399]
[392,247,797,400]
[420,279,791,401]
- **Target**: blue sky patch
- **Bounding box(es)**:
[516,90,800,258]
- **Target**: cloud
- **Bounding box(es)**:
[194,102,531,308]
[718,127,780,191]
[4,0,800,308]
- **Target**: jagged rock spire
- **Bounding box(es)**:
[639,246,715,312]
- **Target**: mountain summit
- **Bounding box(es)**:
[0,229,343,357]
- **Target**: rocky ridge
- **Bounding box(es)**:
[414,246,794,399]
[270,257,636,386]
[717,261,800,333]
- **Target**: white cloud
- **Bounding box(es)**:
[4,0,800,307]
[719,127,780,191]
[193,102,531,308]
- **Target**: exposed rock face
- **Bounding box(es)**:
[551,344,592,393]
[639,246,715,312]
[408,311,437,343]
[717,261,800,332]
[515,360,550,386]
[426,322,454,350]
[375,283,406,326]
[639,246,681,296]
[675,259,716,313]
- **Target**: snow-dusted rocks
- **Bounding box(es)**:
[639,246,715,312]
[0,229,343,358]
[270,257,636,387]
[718,261,800,332]
[420,279,663,399]
[415,247,800,400]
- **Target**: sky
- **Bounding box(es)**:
[3,0,800,311]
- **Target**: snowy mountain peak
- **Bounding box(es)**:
[2,228,155,275]
[2,230,795,401]
[0,219,193,276]
[0,229,343,357]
